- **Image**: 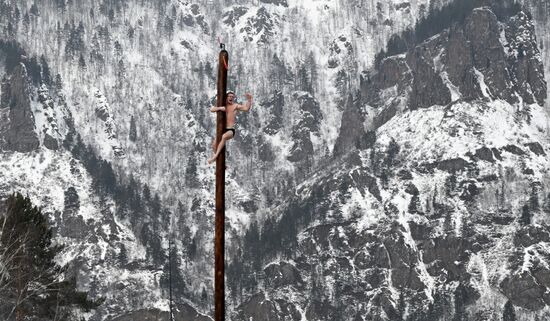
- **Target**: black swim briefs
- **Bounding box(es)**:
[225,127,235,136]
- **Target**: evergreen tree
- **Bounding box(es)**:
[71,134,85,159]
[25,56,42,85]
[143,184,151,201]
[63,21,71,34]
[118,244,128,266]
[370,147,379,175]
[165,17,175,38]
[63,130,74,151]
[520,204,531,225]
[384,138,400,167]
[151,193,161,215]
[13,6,20,21]
[270,53,289,90]
[445,174,457,197]
[39,55,52,85]
[297,63,311,93]
[65,22,85,58]
[55,73,63,92]
[530,185,540,212]
[76,21,85,38]
[99,160,116,195]
[99,2,109,16]
[496,189,502,212]
[78,53,86,70]
[22,13,30,31]
[6,21,15,38]
[55,0,66,13]
[116,59,126,80]
[129,115,137,142]
[127,175,142,214]
[188,236,197,260]
[307,51,318,94]
[226,255,241,300]
[260,216,277,257]
[408,194,421,214]
[184,152,199,188]
[503,300,517,321]
[452,283,468,321]
[0,193,101,320]
[244,221,261,270]
[0,40,25,73]
[204,61,213,78]
[386,33,409,57]
[160,243,187,300]
[30,2,39,16]
[444,209,454,234]
[128,25,135,39]
[114,40,123,58]
[170,4,177,19]
[200,285,207,306]
[108,8,115,22]
[64,187,80,214]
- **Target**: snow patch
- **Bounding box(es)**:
[473,68,492,99]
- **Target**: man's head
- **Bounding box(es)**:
[226,91,236,104]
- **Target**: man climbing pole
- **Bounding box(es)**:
[207,91,253,164]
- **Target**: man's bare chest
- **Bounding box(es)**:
[226,105,238,117]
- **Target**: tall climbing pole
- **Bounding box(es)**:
[215,43,228,321]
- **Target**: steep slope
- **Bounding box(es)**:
[0,0,437,319]
[229,6,550,321]
[1,0,550,320]
[522,0,550,108]
[0,46,211,319]
[1,0,436,201]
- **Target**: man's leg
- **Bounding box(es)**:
[208,131,233,164]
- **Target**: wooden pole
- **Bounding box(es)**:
[215,44,228,321]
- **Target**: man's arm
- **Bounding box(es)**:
[238,93,253,112]
[210,106,226,112]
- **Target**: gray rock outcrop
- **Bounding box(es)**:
[335,7,547,157]
[0,63,39,152]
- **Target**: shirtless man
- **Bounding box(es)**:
[207,91,253,164]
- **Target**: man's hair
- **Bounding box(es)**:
[226,90,235,96]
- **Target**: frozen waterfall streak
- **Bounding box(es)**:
[215,43,228,321]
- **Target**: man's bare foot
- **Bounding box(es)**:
[207,156,216,165]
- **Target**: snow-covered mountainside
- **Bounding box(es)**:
[1,0,550,320]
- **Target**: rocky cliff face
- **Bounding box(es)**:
[336,6,546,157]
[0,63,39,152]
[522,0,550,108]
[230,5,550,321]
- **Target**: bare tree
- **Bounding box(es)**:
[0,193,101,320]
